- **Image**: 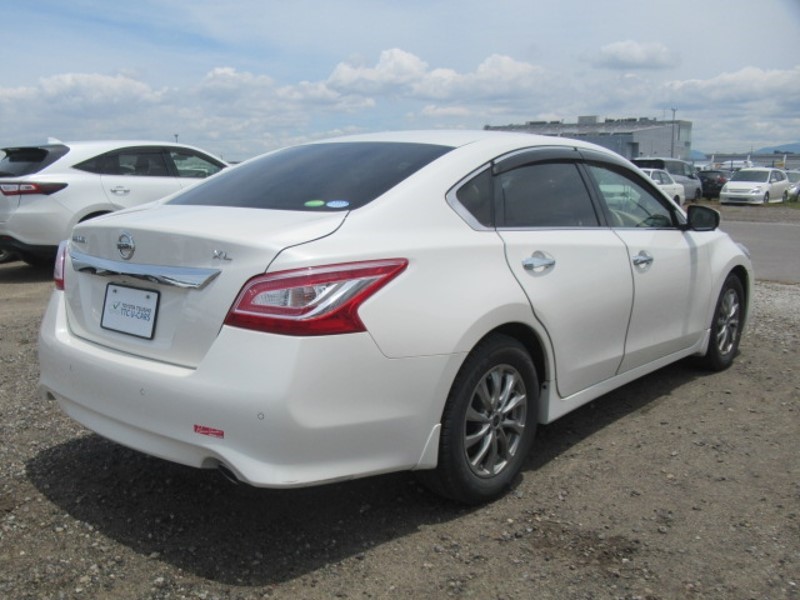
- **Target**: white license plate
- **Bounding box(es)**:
[101,284,160,339]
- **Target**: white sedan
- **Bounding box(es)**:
[720,167,791,204]
[640,168,685,206]
[39,131,753,504]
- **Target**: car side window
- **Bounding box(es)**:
[168,150,225,179]
[75,150,171,176]
[454,168,494,227]
[497,162,599,228]
[116,151,170,177]
[588,164,675,228]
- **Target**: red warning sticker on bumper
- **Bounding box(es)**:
[193,424,224,439]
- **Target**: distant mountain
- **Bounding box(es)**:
[689,149,707,160]
[691,143,800,158]
[755,143,800,154]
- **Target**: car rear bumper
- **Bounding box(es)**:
[38,291,462,487]
[0,200,73,257]
[0,234,57,259]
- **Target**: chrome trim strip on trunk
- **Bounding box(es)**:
[69,248,221,290]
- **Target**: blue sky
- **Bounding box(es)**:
[1,0,798,161]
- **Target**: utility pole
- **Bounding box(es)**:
[670,108,677,158]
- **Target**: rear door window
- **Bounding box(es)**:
[76,148,172,177]
[497,162,600,228]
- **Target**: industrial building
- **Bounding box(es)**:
[485,115,692,161]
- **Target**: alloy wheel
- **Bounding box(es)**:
[715,288,741,357]
[463,364,527,478]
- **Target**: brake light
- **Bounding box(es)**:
[0,182,67,196]
[54,240,68,290]
[225,259,408,336]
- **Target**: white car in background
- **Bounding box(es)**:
[719,167,790,205]
[0,140,227,265]
[640,168,685,206]
[39,130,752,505]
[786,170,800,202]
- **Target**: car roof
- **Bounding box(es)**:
[306,129,621,159]
[1,140,225,164]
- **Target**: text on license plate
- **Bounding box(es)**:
[101,284,160,339]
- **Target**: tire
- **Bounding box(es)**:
[418,334,539,504]
[763,192,770,204]
[20,253,54,268]
[694,188,702,202]
[699,275,744,371]
[0,249,19,264]
[782,190,788,203]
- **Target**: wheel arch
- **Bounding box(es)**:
[64,205,116,240]
[489,322,548,389]
[728,264,751,329]
[79,210,112,223]
[446,320,552,423]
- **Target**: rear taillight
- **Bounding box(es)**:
[225,259,408,336]
[0,182,67,196]
[54,241,68,290]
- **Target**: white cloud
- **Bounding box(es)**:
[0,44,798,159]
[664,66,800,108]
[592,40,680,70]
[420,105,473,118]
[328,49,429,94]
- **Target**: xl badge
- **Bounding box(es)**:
[117,232,135,260]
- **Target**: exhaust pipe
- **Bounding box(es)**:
[217,464,240,485]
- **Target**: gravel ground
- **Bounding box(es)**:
[0,203,798,599]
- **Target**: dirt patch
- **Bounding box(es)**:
[0,231,797,599]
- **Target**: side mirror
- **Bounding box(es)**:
[686,204,719,231]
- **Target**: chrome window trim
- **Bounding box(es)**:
[69,248,221,290]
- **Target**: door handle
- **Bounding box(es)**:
[522,252,556,272]
[632,251,654,267]
[110,186,130,195]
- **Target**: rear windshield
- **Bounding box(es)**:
[169,141,453,211]
[0,144,70,177]
[731,170,768,183]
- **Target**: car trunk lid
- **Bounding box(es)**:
[63,204,346,367]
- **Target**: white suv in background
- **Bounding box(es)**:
[0,141,227,265]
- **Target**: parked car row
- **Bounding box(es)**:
[695,166,798,205]
[0,140,227,266]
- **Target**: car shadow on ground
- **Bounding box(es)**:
[26,359,704,587]
[0,261,52,283]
